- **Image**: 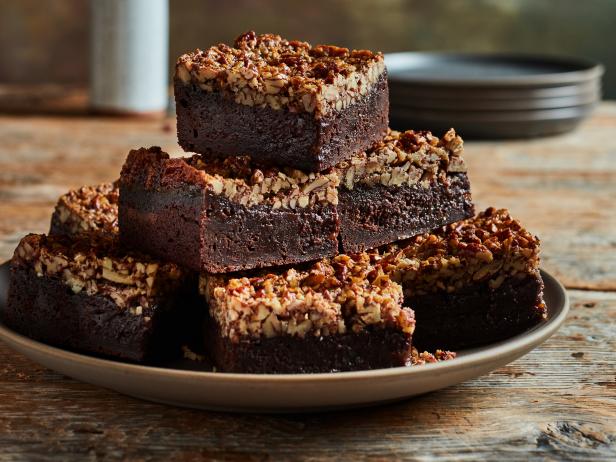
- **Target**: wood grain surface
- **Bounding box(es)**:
[0,105,615,461]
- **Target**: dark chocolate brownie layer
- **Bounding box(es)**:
[119,185,203,271]
[338,173,474,253]
[175,73,389,172]
[408,272,546,351]
[4,266,190,362]
[120,185,339,273]
[202,195,339,273]
[119,147,340,273]
[205,319,413,374]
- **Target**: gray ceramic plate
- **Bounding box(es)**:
[387,80,601,100]
[390,104,596,138]
[390,104,597,122]
[389,92,600,111]
[384,53,602,139]
[0,264,568,413]
[385,52,603,87]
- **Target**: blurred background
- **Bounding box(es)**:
[0,0,613,116]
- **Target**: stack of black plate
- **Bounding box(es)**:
[386,53,603,138]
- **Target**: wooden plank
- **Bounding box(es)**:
[0,85,89,115]
[463,105,616,291]
[0,290,613,460]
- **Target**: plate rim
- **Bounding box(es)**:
[388,93,600,111]
[0,268,569,384]
[387,81,602,100]
[384,52,604,87]
[389,104,596,123]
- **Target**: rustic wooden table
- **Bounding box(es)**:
[0,104,614,461]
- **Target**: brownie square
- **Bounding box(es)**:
[49,182,119,237]
[119,147,340,273]
[174,31,388,172]
[200,254,416,373]
[4,234,198,363]
[379,208,547,351]
[337,128,475,253]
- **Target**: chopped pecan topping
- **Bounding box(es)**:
[377,208,541,295]
[337,128,467,190]
[50,183,119,236]
[122,129,466,212]
[187,155,339,208]
[12,234,186,310]
[410,348,457,365]
[175,31,385,118]
[122,147,339,209]
[201,253,414,343]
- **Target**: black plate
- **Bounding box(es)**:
[385,52,604,87]
[387,80,601,100]
[390,103,596,121]
[389,92,599,111]
[390,104,596,139]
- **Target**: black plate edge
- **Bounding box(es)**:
[385,52,604,87]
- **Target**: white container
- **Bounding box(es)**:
[90,0,169,114]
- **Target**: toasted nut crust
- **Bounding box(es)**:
[12,234,186,310]
[121,147,339,209]
[337,128,467,190]
[378,208,542,299]
[201,253,414,343]
[175,31,385,118]
[120,128,466,213]
[50,183,119,237]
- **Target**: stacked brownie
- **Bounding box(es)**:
[6,233,197,362]
[200,254,415,373]
[4,31,546,373]
[174,31,389,172]
[119,148,340,272]
[378,208,546,351]
[336,128,473,252]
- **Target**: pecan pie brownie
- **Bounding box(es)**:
[379,208,546,351]
[4,234,197,362]
[200,254,415,373]
[174,31,388,172]
[119,147,340,273]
